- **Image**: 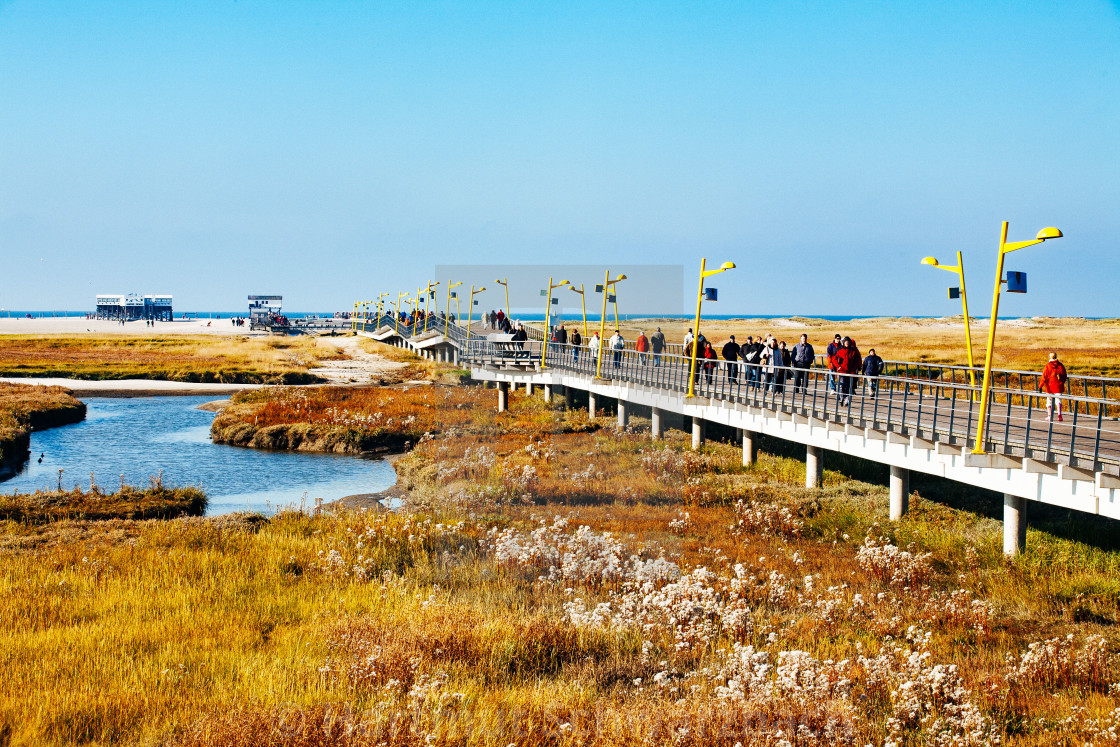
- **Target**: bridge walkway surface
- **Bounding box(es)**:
[356,314,1120,554]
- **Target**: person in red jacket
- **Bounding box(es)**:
[635,330,649,365]
[832,337,862,404]
[1040,352,1068,422]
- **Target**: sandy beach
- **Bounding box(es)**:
[0,317,268,336]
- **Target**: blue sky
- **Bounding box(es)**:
[1,1,1118,315]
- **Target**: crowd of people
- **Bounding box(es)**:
[397,308,457,328]
[536,327,887,403]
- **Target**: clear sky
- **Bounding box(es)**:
[1,1,1118,316]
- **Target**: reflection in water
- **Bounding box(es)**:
[2,396,396,515]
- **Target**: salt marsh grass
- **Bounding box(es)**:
[0,334,342,383]
[4,382,1120,744]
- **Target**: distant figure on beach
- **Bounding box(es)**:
[1040,352,1068,422]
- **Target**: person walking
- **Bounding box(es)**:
[683,328,694,350]
[826,334,842,395]
[609,329,625,369]
[741,336,762,390]
[589,331,600,367]
[1040,352,1068,421]
[571,328,582,364]
[650,327,666,367]
[635,330,649,365]
[862,347,884,398]
[774,340,791,393]
[791,333,815,394]
[832,336,862,404]
[702,339,717,386]
[722,335,741,384]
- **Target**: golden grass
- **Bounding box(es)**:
[0,483,206,524]
[0,335,345,383]
[4,384,1120,744]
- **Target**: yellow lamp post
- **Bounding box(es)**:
[394,292,410,335]
[594,272,627,380]
[686,259,736,398]
[972,222,1063,454]
[495,278,510,320]
[377,292,390,321]
[445,281,462,336]
[569,284,588,338]
[423,281,440,333]
[466,285,486,334]
[540,278,570,368]
[350,301,360,331]
[921,253,978,388]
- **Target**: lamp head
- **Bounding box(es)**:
[921,257,939,266]
[558,279,570,286]
[1036,227,1063,240]
[616,274,628,281]
[719,261,736,271]
[477,286,486,292]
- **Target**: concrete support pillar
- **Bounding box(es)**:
[525,382,533,395]
[806,446,824,488]
[691,417,706,450]
[565,386,575,410]
[742,430,758,467]
[588,392,597,418]
[651,407,664,440]
[617,400,629,429]
[1003,494,1027,557]
[889,466,910,520]
[543,384,553,404]
[497,382,509,413]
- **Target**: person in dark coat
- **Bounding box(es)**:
[722,335,741,383]
[791,334,815,394]
[741,336,763,390]
[570,328,582,363]
[862,348,884,397]
[650,327,666,367]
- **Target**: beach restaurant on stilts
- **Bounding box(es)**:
[95,294,174,321]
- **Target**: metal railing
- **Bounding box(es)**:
[460,339,1120,473]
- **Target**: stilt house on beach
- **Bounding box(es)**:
[95,294,174,321]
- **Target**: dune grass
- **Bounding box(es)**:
[4,385,1120,744]
[0,482,206,524]
[0,335,345,383]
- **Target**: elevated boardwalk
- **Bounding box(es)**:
[358,314,1120,554]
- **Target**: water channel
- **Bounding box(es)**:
[1,396,396,515]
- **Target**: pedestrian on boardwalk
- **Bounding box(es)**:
[832,336,862,404]
[571,328,582,363]
[741,336,762,390]
[1040,352,1068,421]
[826,334,843,394]
[609,329,625,369]
[636,330,649,365]
[774,340,791,393]
[683,328,694,349]
[722,335,741,384]
[791,334,814,393]
[862,347,884,398]
[650,327,665,366]
[702,339,717,386]
[589,331,601,366]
